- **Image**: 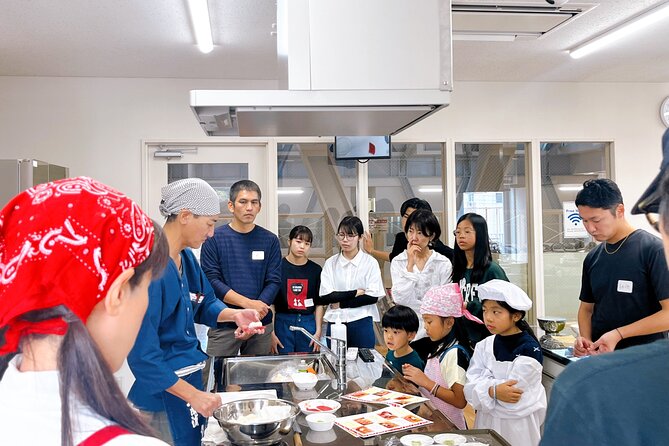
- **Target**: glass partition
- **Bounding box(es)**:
[540,142,610,320]
[455,142,529,293]
[277,143,357,262]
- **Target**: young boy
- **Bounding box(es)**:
[382,305,425,371]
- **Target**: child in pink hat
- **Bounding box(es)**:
[401,283,482,429]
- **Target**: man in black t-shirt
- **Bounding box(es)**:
[364,197,454,263]
[574,179,669,355]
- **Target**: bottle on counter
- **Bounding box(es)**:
[330,309,347,357]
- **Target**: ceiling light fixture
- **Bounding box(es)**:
[558,185,583,191]
[187,0,214,54]
[418,186,443,193]
[569,2,669,59]
[453,32,517,42]
[277,188,305,195]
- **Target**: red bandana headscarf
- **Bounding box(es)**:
[0,176,155,355]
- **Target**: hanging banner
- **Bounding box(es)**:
[562,201,589,239]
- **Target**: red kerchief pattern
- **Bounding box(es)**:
[0,177,155,355]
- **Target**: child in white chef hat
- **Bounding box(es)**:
[463,279,547,446]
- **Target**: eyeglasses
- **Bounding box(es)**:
[646,213,660,232]
[336,233,359,241]
[453,229,475,237]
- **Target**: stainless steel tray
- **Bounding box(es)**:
[444,429,511,446]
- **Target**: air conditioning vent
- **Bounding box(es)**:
[452,2,595,40]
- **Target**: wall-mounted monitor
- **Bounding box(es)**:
[334,136,391,161]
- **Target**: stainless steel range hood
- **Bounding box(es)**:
[190,89,450,137]
[190,0,452,138]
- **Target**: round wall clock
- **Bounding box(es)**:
[661,96,669,128]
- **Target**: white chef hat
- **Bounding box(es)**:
[477,279,532,312]
[159,178,221,217]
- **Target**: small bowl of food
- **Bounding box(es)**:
[298,399,341,415]
[305,413,336,431]
[433,433,467,445]
[292,372,318,391]
[537,317,566,334]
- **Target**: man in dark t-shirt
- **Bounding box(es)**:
[541,128,669,446]
[574,179,669,355]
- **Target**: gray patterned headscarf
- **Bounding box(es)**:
[159,178,221,217]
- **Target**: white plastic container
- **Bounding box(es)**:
[329,309,347,357]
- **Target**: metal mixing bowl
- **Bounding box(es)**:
[537,317,566,334]
[212,398,299,446]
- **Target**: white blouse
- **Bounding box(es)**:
[390,250,452,339]
[319,249,385,323]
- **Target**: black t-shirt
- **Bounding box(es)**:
[388,232,454,263]
[580,229,669,349]
[274,258,322,315]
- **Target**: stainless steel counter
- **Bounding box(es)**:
[209,351,458,446]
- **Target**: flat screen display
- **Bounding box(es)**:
[334,136,391,160]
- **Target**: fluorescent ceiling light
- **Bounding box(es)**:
[569,2,669,59]
[453,32,517,42]
[558,185,583,191]
[277,188,304,195]
[187,0,214,54]
[418,186,443,193]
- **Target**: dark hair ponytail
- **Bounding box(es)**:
[428,317,473,360]
[0,306,156,446]
[494,300,539,342]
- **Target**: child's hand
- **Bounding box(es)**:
[494,380,523,403]
[402,364,430,388]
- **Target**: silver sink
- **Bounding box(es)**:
[222,353,337,386]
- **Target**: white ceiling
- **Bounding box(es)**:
[1,0,668,82]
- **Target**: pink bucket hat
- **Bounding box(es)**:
[420,283,483,324]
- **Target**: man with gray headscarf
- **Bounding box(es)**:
[128,178,263,446]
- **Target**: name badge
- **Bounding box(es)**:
[189,292,204,304]
[252,250,265,260]
[305,298,314,308]
[617,280,633,293]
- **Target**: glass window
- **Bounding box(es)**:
[277,143,357,261]
[540,142,610,320]
[167,163,248,226]
[455,142,529,293]
[366,143,445,283]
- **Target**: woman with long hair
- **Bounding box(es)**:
[391,209,452,360]
[316,216,385,348]
[0,177,170,445]
[452,213,509,347]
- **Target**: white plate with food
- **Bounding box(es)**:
[400,434,434,446]
[433,433,467,445]
[298,399,341,415]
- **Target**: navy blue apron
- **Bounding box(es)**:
[161,370,207,446]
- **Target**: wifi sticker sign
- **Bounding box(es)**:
[563,202,589,239]
[567,212,582,225]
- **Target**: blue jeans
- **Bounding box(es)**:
[326,316,375,348]
[274,312,317,353]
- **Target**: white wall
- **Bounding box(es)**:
[0,77,276,203]
[1,77,668,223]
